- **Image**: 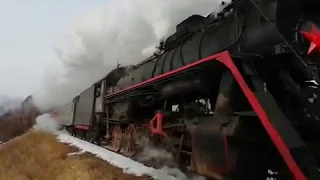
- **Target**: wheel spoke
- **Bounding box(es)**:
[110,125,122,152]
[122,124,137,157]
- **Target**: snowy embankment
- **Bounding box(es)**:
[57,132,203,180]
[33,114,205,180]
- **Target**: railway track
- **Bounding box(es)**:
[66,126,208,180]
[65,125,285,180]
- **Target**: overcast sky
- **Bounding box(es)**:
[0,0,107,99]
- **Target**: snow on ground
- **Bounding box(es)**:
[57,131,205,180]
[67,149,85,156]
[33,114,206,180]
[33,114,281,180]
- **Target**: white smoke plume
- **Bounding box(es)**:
[133,136,207,180]
[33,114,61,133]
[32,0,231,110]
[135,142,176,168]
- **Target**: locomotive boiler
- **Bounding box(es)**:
[46,0,320,179]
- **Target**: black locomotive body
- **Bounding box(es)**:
[47,0,320,179]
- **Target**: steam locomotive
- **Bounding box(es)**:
[40,0,320,179]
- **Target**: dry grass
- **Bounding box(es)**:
[0,131,151,180]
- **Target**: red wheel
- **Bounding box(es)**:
[122,124,137,157]
[111,125,122,152]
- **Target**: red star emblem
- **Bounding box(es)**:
[300,22,320,55]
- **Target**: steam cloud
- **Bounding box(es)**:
[134,136,176,168]
[33,114,61,133]
[32,0,230,110]
[133,136,207,180]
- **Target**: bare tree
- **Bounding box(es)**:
[0,108,38,142]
